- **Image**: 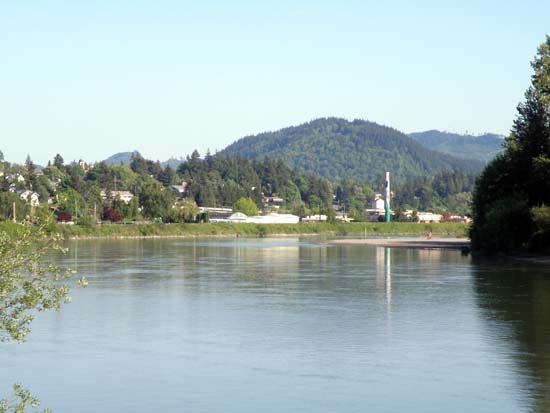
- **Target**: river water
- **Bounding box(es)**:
[1,238,550,412]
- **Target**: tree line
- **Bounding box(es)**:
[471,36,550,253]
[0,146,478,226]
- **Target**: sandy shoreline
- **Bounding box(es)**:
[323,237,470,250]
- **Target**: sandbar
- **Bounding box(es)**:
[324,237,470,250]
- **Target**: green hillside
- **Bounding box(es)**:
[409,130,504,162]
[221,118,484,184]
[103,151,139,166]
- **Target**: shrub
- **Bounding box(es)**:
[471,196,532,252]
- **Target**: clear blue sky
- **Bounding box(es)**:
[1,1,549,165]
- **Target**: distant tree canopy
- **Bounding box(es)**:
[53,154,64,169]
[0,143,480,225]
[471,35,550,253]
[408,130,504,162]
[393,171,476,216]
[233,197,258,216]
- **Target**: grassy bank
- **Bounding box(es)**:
[43,221,469,239]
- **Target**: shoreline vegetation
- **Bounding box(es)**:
[470,36,550,254]
[0,221,469,240]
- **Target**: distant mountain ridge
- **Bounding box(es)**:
[102,151,184,169]
[103,151,139,166]
[220,118,484,184]
[408,130,504,162]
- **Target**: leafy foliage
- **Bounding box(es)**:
[233,197,258,216]
[0,223,72,343]
[0,384,51,413]
[0,222,73,413]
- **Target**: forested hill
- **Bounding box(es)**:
[409,130,504,162]
[103,151,139,166]
[221,118,484,184]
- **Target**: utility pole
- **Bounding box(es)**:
[12,202,16,223]
[93,203,97,224]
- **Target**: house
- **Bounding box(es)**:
[248,213,300,224]
[199,207,233,222]
[263,196,284,210]
[416,212,442,223]
[302,214,327,223]
[404,210,442,223]
[19,190,40,207]
[372,193,385,210]
[365,193,388,222]
[224,212,300,224]
[5,173,25,183]
[171,183,188,198]
[78,159,93,172]
[48,178,61,192]
[100,190,134,204]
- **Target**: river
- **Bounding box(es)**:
[1,238,549,412]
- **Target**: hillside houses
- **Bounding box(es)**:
[19,190,40,207]
[5,173,25,184]
[0,151,472,225]
[100,190,134,204]
[171,182,188,199]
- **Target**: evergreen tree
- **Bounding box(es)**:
[24,155,35,175]
[471,36,550,252]
[53,154,64,169]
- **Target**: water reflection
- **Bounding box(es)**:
[12,238,549,412]
[375,247,392,318]
[473,259,550,412]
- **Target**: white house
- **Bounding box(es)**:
[404,211,442,223]
[5,173,25,183]
[220,212,300,224]
[100,190,134,204]
[417,212,442,223]
[171,183,188,198]
[372,193,385,210]
[263,196,285,210]
[364,193,389,222]
[248,213,300,224]
[302,214,327,223]
[48,178,61,192]
[19,190,40,207]
[199,207,233,222]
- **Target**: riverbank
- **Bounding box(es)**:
[54,222,469,239]
[323,237,470,250]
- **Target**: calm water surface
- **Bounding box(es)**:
[2,238,550,412]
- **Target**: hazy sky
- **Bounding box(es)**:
[1,1,549,165]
